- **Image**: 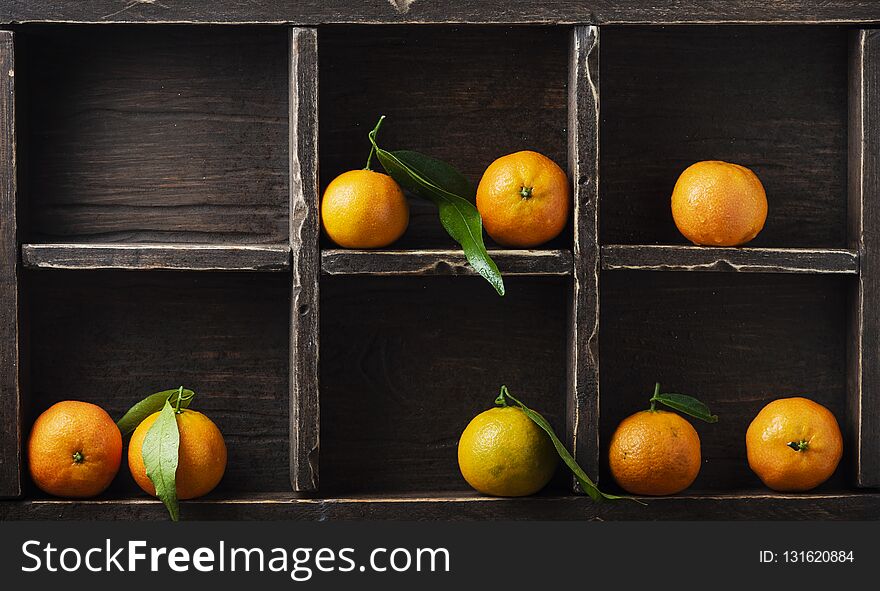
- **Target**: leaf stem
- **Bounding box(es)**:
[495,385,512,407]
[174,386,184,414]
[649,382,661,411]
[364,115,386,171]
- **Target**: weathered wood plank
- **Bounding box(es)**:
[21,27,288,244]
[21,243,291,272]
[289,27,320,492]
[2,492,879,521]
[0,31,19,498]
[602,245,859,274]
[4,2,880,25]
[847,30,880,488]
[567,25,600,487]
[321,249,573,277]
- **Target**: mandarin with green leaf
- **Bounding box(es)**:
[609,410,701,496]
[608,384,716,496]
[458,405,557,497]
[128,409,227,500]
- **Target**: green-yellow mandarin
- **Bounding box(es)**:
[458,406,556,497]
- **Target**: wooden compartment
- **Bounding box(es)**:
[319,26,570,250]
[1,13,879,520]
[319,276,568,494]
[18,26,289,246]
[600,26,849,248]
[600,272,849,493]
[24,270,290,496]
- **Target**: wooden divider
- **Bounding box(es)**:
[567,25,601,484]
[289,27,320,492]
[0,30,19,498]
[848,29,880,489]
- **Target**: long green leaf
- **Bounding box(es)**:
[652,392,718,423]
[368,120,505,296]
[495,386,639,504]
[142,400,181,521]
[391,149,474,198]
[117,387,194,436]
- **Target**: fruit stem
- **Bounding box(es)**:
[174,386,184,414]
[495,385,512,407]
[649,382,661,411]
[72,451,84,464]
[364,115,386,171]
[520,186,533,199]
[787,440,809,452]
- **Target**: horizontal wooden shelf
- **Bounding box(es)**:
[601,245,860,274]
[321,249,573,276]
[21,243,291,272]
[3,2,880,25]
[2,491,878,520]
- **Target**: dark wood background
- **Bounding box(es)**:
[19,27,289,244]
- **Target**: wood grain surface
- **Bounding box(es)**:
[319,276,568,493]
[21,243,291,272]
[319,26,569,249]
[4,2,880,25]
[600,272,848,492]
[600,26,848,248]
[602,245,859,274]
[567,25,601,484]
[2,491,878,521]
[847,29,880,488]
[0,31,20,498]
[19,26,289,244]
[321,249,573,276]
[289,27,321,492]
[25,271,290,495]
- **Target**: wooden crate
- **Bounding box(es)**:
[1,5,879,520]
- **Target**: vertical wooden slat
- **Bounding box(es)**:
[847,29,880,488]
[567,25,600,486]
[289,27,320,492]
[0,31,19,498]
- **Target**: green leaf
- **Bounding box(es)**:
[376,148,504,296]
[142,400,181,521]
[652,390,718,424]
[495,386,640,504]
[391,149,474,198]
[368,118,505,296]
[117,387,194,436]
